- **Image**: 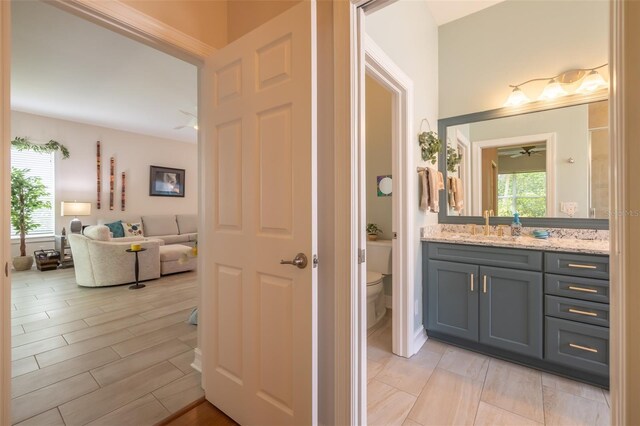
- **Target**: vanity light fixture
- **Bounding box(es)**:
[504,64,608,107]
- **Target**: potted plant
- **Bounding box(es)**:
[11,168,51,271]
[418,130,443,164]
[366,223,382,241]
[447,145,463,173]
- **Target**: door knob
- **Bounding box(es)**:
[280,253,308,269]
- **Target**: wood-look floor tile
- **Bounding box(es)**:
[480,359,544,423]
[127,310,191,337]
[11,296,39,309]
[437,347,489,382]
[368,358,385,383]
[179,331,198,348]
[12,320,87,348]
[140,298,198,320]
[83,303,156,326]
[375,349,442,396]
[112,322,196,358]
[58,362,183,425]
[11,325,24,336]
[402,418,423,426]
[91,339,191,387]
[14,408,65,426]
[604,390,610,407]
[153,372,204,413]
[11,312,49,327]
[12,335,67,361]
[474,401,542,426]
[13,300,68,314]
[22,307,103,332]
[12,372,99,424]
[87,394,170,426]
[543,386,610,426]
[541,372,607,403]
[420,338,450,355]
[13,347,119,398]
[36,329,133,368]
[12,356,39,378]
[367,334,394,364]
[62,315,144,344]
[408,368,483,426]
[169,350,197,375]
[367,379,416,426]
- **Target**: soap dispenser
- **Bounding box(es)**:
[511,212,522,237]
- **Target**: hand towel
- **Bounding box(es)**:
[427,167,440,213]
[419,170,428,211]
[437,171,445,191]
[448,177,456,208]
[454,177,464,212]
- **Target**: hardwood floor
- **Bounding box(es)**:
[11,267,202,426]
[367,312,611,426]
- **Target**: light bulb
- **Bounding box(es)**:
[538,79,567,101]
[577,70,608,93]
[504,87,530,107]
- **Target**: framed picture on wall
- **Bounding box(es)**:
[149,165,185,197]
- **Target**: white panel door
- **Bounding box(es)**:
[200,2,317,425]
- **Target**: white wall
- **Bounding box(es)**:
[366,0,439,332]
[11,111,198,256]
[365,75,393,241]
[439,0,608,118]
[470,104,589,217]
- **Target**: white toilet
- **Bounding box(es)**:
[366,239,392,329]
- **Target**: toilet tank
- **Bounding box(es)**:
[366,240,392,274]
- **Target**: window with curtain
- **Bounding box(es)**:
[11,148,56,237]
[497,171,546,218]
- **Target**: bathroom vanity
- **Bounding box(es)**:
[422,235,609,387]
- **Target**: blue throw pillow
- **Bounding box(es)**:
[105,220,124,238]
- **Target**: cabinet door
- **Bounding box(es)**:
[479,266,543,358]
[427,260,479,341]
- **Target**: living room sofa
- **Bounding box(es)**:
[98,214,197,247]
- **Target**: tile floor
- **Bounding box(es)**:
[11,267,201,426]
[367,313,611,426]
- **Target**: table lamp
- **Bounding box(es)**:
[61,201,91,234]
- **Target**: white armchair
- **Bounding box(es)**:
[68,225,162,287]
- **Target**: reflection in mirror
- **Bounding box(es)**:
[445,100,608,219]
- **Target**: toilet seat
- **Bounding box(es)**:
[366,271,383,286]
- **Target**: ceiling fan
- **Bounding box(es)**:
[174,109,198,130]
[510,145,544,158]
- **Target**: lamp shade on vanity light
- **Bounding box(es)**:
[61,201,91,234]
[538,79,567,101]
[504,87,530,107]
[576,70,608,93]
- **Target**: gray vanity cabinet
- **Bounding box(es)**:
[479,266,543,358]
[427,260,479,341]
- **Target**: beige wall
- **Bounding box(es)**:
[122,0,228,48]
[227,0,301,43]
[365,75,393,241]
[366,0,439,331]
[439,0,608,118]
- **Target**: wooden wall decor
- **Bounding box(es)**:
[110,157,115,210]
[96,141,101,209]
[121,172,126,211]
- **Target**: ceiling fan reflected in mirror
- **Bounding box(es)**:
[510,145,545,158]
[174,109,198,131]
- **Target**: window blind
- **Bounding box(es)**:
[11,148,56,236]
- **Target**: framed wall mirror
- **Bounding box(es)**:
[438,96,609,229]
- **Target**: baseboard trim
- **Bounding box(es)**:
[385,295,392,309]
[191,347,202,373]
[412,326,428,356]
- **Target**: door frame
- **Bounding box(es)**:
[363,34,415,357]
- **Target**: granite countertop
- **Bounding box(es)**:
[421,232,609,255]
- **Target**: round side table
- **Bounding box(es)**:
[125,248,147,289]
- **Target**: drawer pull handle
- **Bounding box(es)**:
[483,275,487,293]
[568,286,598,294]
[568,263,598,270]
[569,343,598,353]
[568,308,598,317]
[470,273,474,292]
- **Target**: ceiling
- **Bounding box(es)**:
[11,1,198,144]
[425,0,505,26]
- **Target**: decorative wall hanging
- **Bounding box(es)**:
[110,157,115,210]
[121,172,126,211]
[96,141,101,210]
[377,175,392,196]
[149,165,185,197]
[418,118,442,164]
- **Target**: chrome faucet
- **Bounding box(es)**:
[483,209,494,235]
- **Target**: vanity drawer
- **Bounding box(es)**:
[428,243,542,271]
[545,274,609,303]
[545,317,609,377]
[545,295,609,327]
[545,252,609,279]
